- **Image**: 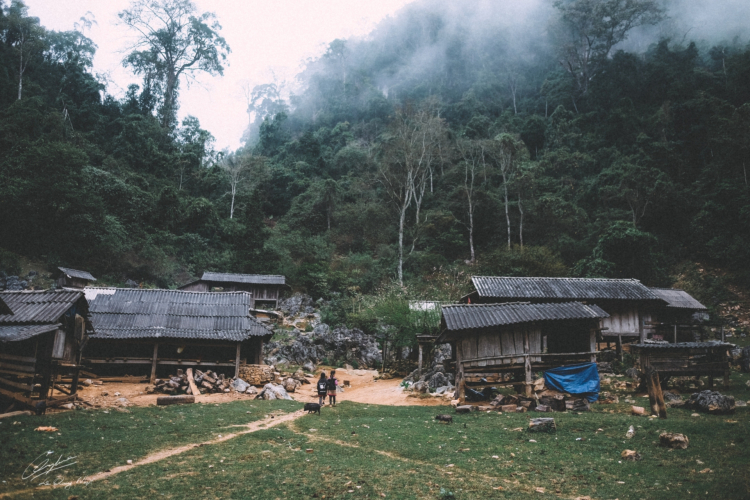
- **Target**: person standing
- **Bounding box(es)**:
[316,372,328,406]
[327,370,338,406]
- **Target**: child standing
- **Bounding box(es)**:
[327,370,338,406]
[316,372,327,406]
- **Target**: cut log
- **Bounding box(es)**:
[156,395,195,406]
[528,418,556,433]
[0,410,33,419]
[455,405,474,414]
[500,404,517,413]
[535,404,550,412]
[186,368,200,397]
[202,373,217,385]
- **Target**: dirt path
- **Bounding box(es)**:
[0,410,305,498]
[291,368,451,407]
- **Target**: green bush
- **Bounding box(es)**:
[0,248,22,276]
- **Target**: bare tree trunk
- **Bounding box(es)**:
[17,51,23,100]
[398,202,407,286]
[229,183,236,219]
[518,192,524,250]
[468,200,475,262]
[502,172,511,249]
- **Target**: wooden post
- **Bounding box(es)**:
[235,343,241,378]
[418,344,423,379]
[673,324,677,344]
[589,328,597,363]
[639,316,645,343]
[646,368,667,419]
[256,339,263,365]
[616,335,623,362]
[524,328,532,396]
[720,326,725,343]
[186,368,200,396]
[456,344,464,401]
[150,343,159,384]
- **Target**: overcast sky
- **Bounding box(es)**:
[26,0,413,151]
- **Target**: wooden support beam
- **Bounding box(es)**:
[235,343,241,379]
[616,335,623,362]
[645,369,667,419]
[150,343,159,384]
[53,384,70,395]
[673,324,677,344]
[418,344,423,379]
[0,386,36,409]
[0,376,33,392]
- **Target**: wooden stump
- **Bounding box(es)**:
[156,395,195,406]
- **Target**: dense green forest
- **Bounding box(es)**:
[1,0,749,322]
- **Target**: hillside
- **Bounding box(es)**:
[1,0,750,326]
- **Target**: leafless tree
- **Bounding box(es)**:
[219,151,267,219]
[378,104,447,285]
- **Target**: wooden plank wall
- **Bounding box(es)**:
[459,327,542,365]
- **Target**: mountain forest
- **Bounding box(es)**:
[1,0,749,334]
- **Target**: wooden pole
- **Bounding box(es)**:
[721,326,725,343]
[673,324,677,344]
[235,343,241,378]
[523,327,532,396]
[418,344,423,379]
[646,368,667,419]
[616,335,623,362]
[150,343,159,384]
[639,316,645,343]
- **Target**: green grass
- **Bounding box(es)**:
[2,369,749,499]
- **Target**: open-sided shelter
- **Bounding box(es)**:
[463,277,668,344]
[179,272,286,309]
[86,289,272,383]
[647,288,708,342]
[0,290,92,412]
[438,301,609,398]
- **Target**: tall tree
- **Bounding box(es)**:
[488,133,528,250]
[378,103,447,286]
[553,0,663,101]
[5,0,45,100]
[219,151,267,219]
[455,139,490,263]
[119,0,230,128]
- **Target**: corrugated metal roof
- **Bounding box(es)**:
[0,323,61,342]
[472,276,661,301]
[649,288,707,310]
[0,290,83,324]
[631,342,732,349]
[58,267,97,281]
[441,302,609,331]
[89,289,271,341]
[201,272,286,285]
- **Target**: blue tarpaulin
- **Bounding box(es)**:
[543,362,600,402]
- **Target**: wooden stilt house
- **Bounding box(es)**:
[86,289,273,383]
[54,267,97,289]
[179,272,286,309]
[462,277,669,348]
[647,288,708,342]
[0,290,92,413]
[438,302,609,398]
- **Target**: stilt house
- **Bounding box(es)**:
[0,290,92,412]
[86,289,273,383]
[438,301,609,398]
[647,288,708,342]
[54,267,97,289]
[463,276,669,344]
[179,272,286,309]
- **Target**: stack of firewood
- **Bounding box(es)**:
[151,368,232,395]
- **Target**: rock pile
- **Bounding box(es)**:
[264,324,382,369]
[277,294,321,330]
[256,383,293,400]
[0,274,28,291]
[683,390,735,414]
[402,362,455,396]
[238,364,276,385]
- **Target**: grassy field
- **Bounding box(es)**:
[1,370,749,499]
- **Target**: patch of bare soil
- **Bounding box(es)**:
[73,381,258,409]
[288,368,450,407]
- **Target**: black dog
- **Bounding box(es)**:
[435,414,453,424]
[304,403,321,415]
